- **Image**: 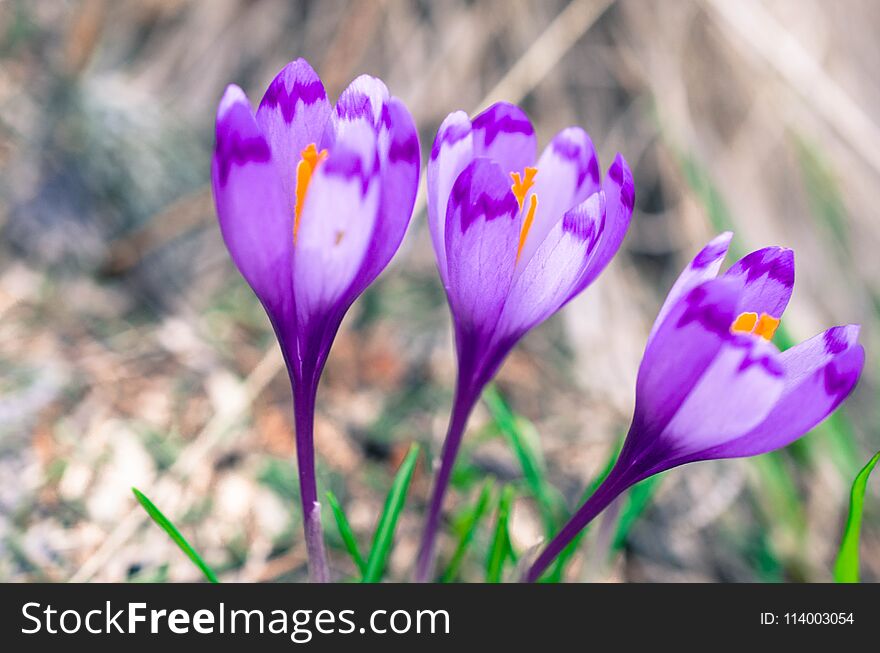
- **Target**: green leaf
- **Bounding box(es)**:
[326,491,366,575]
[441,479,494,582]
[834,450,880,583]
[362,444,420,583]
[483,385,566,536]
[486,485,516,583]
[131,487,219,583]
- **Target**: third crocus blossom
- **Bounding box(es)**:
[415,103,635,581]
[524,233,865,582]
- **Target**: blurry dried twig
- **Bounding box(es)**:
[102,188,213,275]
[476,0,615,112]
[70,346,284,582]
[704,0,880,179]
[412,0,616,219]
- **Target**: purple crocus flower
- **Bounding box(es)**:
[414,103,635,581]
[525,232,865,582]
[211,59,420,582]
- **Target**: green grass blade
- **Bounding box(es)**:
[326,491,366,575]
[362,443,420,583]
[131,487,219,583]
[483,385,566,536]
[794,135,849,248]
[441,478,494,583]
[834,450,880,583]
[486,485,516,583]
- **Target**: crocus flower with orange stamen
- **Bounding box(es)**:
[415,103,635,581]
[524,233,865,582]
[211,59,420,582]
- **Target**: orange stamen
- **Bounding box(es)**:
[731,312,758,334]
[731,311,780,341]
[516,194,538,263]
[510,167,538,210]
[294,143,329,242]
[753,313,780,341]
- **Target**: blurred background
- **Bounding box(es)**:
[1,0,878,583]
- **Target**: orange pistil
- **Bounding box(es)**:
[294,143,329,242]
[511,167,539,263]
[510,167,537,210]
[731,311,780,341]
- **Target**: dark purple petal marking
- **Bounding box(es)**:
[322,145,378,195]
[389,129,420,164]
[676,282,736,335]
[552,131,600,189]
[824,325,853,355]
[824,347,863,396]
[562,191,605,254]
[730,335,785,376]
[607,156,635,214]
[731,247,794,286]
[335,89,375,122]
[693,235,732,269]
[430,119,472,160]
[472,103,534,147]
[449,159,519,232]
[725,246,794,318]
[215,120,271,186]
[261,61,327,124]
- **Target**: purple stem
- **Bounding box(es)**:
[292,374,330,583]
[414,379,480,582]
[524,466,629,583]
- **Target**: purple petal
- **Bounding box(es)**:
[324,74,390,148]
[629,277,740,453]
[516,127,600,266]
[256,59,331,214]
[428,111,475,284]
[495,191,606,341]
[724,246,795,318]
[658,335,784,457]
[570,153,635,295]
[212,85,292,315]
[470,102,536,175]
[647,232,733,346]
[444,158,520,362]
[292,122,380,325]
[706,325,864,458]
[346,97,420,300]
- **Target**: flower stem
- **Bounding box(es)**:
[293,377,330,583]
[414,380,479,582]
[523,467,627,583]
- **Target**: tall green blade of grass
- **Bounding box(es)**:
[326,491,366,575]
[794,135,849,249]
[441,478,494,583]
[131,487,219,583]
[834,450,880,583]
[483,384,566,536]
[486,485,516,583]
[362,443,420,583]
